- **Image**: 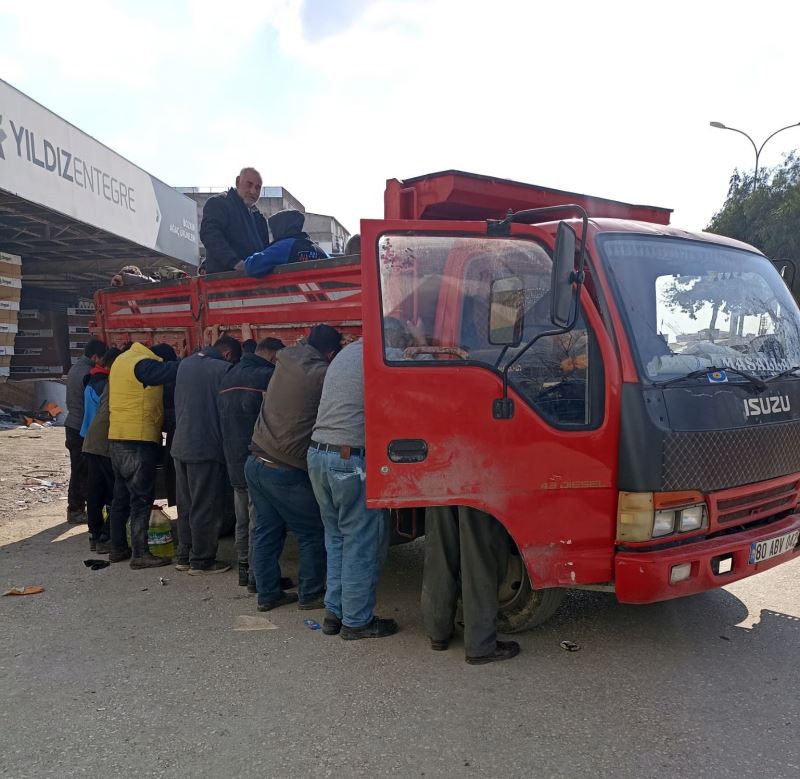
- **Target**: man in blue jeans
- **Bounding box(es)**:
[246,325,342,611]
[307,339,396,640]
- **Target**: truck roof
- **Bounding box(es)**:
[384,170,673,225]
[586,218,765,255]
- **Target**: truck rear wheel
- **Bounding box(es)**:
[497,539,565,633]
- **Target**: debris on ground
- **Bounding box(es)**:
[3,585,45,596]
[233,615,279,631]
[559,640,580,652]
[83,559,110,571]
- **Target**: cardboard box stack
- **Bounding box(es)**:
[12,308,69,379]
[67,301,95,367]
[0,252,23,382]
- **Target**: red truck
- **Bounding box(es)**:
[93,170,800,630]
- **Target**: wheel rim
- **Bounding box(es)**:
[498,546,527,609]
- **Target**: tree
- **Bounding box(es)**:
[707,151,800,260]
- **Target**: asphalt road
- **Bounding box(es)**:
[1,437,798,778]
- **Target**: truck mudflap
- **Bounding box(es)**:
[615,513,800,604]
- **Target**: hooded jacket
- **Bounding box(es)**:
[200,188,269,274]
[244,209,328,278]
[250,343,330,470]
[79,366,111,438]
[217,351,276,487]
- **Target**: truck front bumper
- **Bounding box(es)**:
[615,513,800,604]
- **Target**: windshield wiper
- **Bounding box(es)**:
[766,365,800,383]
[654,365,767,392]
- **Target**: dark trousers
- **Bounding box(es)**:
[65,426,88,513]
[174,459,226,569]
[421,506,509,658]
[109,441,159,557]
[86,453,114,541]
[163,427,176,507]
[245,456,326,606]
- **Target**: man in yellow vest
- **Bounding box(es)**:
[107,342,171,569]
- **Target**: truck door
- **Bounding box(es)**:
[361,219,622,587]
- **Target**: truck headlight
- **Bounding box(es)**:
[677,504,707,533]
[617,491,707,542]
[652,510,676,537]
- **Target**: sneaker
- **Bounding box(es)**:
[340,617,399,640]
[130,553,172,570]
[95,541,112,555]
[187,562,231,576]
[67,509,87,525]
[430,635,451,651]
[322,611,342,635]
[465,640,520,665]
[108,548,132,563]
[298,594,325,611]
[257,592,299,611]
[174,561,190,572]
[238,563,249,587]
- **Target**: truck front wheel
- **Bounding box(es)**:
[496,539,565,633]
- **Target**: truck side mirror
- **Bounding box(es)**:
[551,222,577,328]
[489,277,524,346]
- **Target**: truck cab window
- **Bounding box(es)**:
[377,233,601,427]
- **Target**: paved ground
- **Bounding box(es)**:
[1,429,799,778]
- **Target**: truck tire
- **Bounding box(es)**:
[497,539,565,633]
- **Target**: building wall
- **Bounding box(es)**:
[303,213,351,256]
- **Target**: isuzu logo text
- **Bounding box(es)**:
[743,396,791,418]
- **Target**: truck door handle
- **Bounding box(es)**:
[387,439,428,463]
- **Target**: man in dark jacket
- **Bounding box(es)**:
[246,325,341,612]
[171,335,241,575]
[217,336,285,587]
[244,210,327,278]
[64,339,107,524]
[200,168,269,274]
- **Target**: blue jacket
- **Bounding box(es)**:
[244,209,327,278]
[79,369,110,438]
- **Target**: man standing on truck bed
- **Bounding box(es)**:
[199,167,269,274]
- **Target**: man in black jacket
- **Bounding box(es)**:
[200,168,269,274]
[217,336,285,588]
[171,336,241,575]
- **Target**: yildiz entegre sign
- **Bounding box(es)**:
[0,79,198,266]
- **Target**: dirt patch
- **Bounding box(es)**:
[0,427,69,531]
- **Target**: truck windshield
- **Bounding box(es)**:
[599,236,800,382]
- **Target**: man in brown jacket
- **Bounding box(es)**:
[245,325,342,611]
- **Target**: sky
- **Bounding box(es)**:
[1,0,799,236]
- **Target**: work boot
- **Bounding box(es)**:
[67,508,87,525]
[280,576,295,590]
[95,540,112,554]
[340,617,399,640]
[465,640,520,666]
[187,561,231,576]
[174,561,190,572]
[108,548,132,563]
[238,563,249,587]
[88,537,97,552]
[130,553,171,569]
[257,592,299,611]
[298,594,325,610]
[429,635,452,651]
[322,611,342,635]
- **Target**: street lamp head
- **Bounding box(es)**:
[710,121,727,129]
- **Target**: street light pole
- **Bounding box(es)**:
[709,120,800,190]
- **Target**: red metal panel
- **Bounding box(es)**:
[385,170,672,225]
[361,218,623,588]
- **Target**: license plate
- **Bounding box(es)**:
[749,530,799,565]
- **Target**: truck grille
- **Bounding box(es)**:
[710,478,800,526]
